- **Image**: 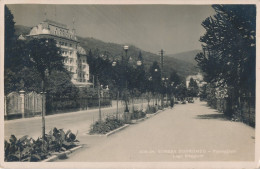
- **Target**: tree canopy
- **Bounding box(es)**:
[187,78,199,97]
[195,5,256,97]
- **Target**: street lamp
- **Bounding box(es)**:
[124,45,129,52]
[152,68,160,108]
[162,77,169,106]
[112,61,117,67]
[137,60,142,66]
[111,45,142,122]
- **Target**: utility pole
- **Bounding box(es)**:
[160,49,164,107]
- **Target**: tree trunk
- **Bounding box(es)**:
[97,76,102,122]
[116,90,119,119]
[41,80,46,140]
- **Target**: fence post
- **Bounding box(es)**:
[40,91,46,140]
[19,90,25,118]
[4,96,7,117]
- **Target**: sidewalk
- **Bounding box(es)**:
[62,101,255,162]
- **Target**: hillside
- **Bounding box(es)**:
[167,50,201,65]
[14,25,31,37]
[77,37,199,78]
[14,25,199,79]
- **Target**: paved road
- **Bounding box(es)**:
[61,100,255,162]
[4,101,146,140]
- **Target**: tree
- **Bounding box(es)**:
[149,61,162,94]
[27,38,65,83]
[27,38,66,139]
[169,71,182,87]
[46,70,79,114]
[195,5,256,111]
[199,84,207,100]
[5,6,15,53]
[187,78,199,97]
[175,83,187,100]
[148,61,162,106]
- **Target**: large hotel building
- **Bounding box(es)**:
[26,19,91,87]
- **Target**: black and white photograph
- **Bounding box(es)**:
[1,0,259,168]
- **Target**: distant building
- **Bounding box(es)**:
[18,34,26,40]
[27,19,91,87]
[186,72,207,88]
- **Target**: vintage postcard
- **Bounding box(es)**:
[0,0,259,168]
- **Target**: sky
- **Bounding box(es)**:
[7,4,216,55]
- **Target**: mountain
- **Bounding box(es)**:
[77,37,199,78]
[167,50,201,65]
[14,25,199,79]
[14,25,31,37]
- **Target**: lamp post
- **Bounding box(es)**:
[160,49,164,107]
[112,45,142,122]
[162,77,169,106]
[170,82,175,107]
[153,68,159,109]
[123,45,129,122]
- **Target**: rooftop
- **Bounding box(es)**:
[43,19,68,29]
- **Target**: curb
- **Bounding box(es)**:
[87,124,130,137]
[131,108,167,123]
[131,117,147,124]
[105,124,130,136]
[42,145,82,162]
[86,108,168,137]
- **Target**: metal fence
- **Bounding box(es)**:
[47,97,112,114]
[214,97,255,127]
[5,90,112,120]
[5,91,42,120]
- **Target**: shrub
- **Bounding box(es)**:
[131,110,146,120]
[89,118,124,134]
[146,106,157,114]
[4,128,79,162]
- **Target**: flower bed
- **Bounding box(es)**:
[4,128,79,162]
[131,110,146,120]
[145,106,158,114]
[89,118,125,134]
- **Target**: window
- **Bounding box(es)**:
[70,44,72,47]
[65,43,67,46]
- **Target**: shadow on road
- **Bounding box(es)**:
[195,113,229,121]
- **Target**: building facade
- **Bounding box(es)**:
[27,19,91,87]
[186,72,207,88]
